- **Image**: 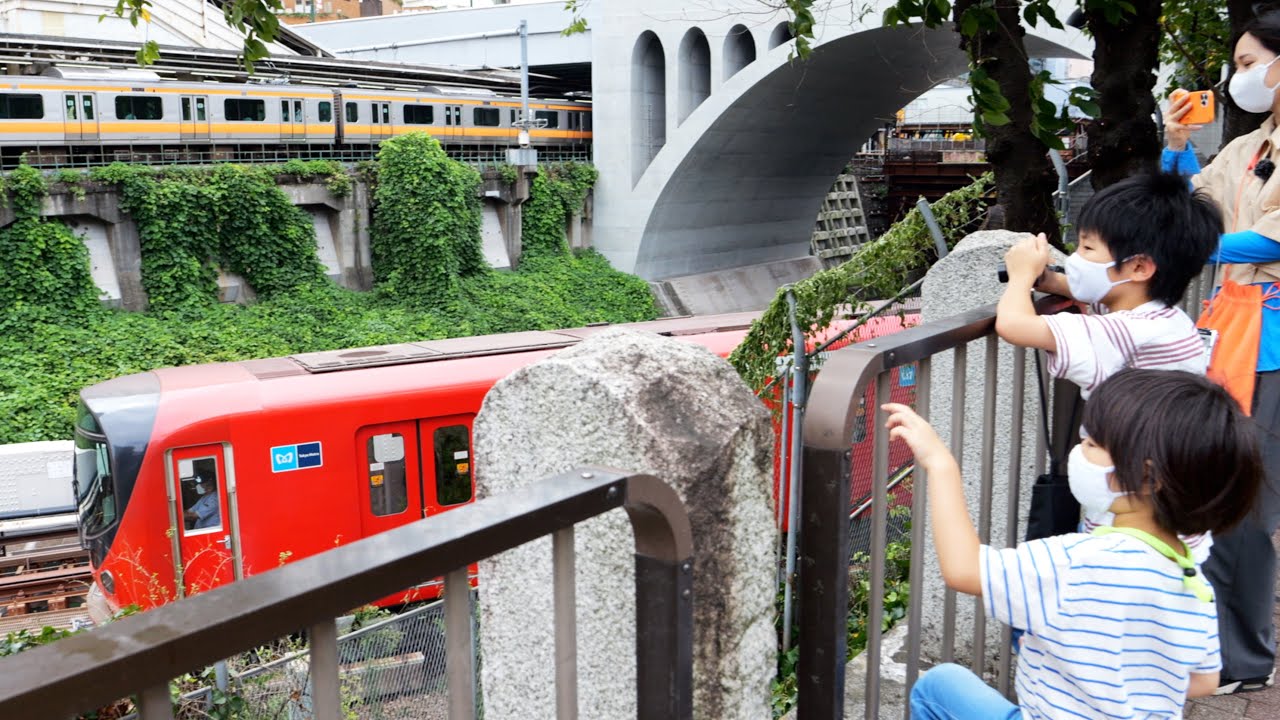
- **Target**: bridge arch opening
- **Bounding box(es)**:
[769,22,794,50]
[723,24,756,80]
[631,31,667,186]
[677,28,711,126]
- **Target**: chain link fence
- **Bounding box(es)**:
[127,589,480,720]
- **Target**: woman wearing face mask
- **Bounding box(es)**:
[1164,9,1280,696]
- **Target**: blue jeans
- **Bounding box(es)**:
[910,663,1021,720]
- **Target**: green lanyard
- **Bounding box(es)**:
[1092,526,1214,603]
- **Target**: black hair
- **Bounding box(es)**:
[1082,369,1262,537]
[1243,7,1280,56]
[1075,172,1222,307]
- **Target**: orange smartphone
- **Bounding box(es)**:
[1172,90,1215,125]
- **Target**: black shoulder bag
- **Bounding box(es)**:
[1024,350,1082,541]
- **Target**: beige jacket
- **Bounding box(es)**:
[1189,116,1280,285]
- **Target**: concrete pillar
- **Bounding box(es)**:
[917,230,1064,671]
[475,328,776,720]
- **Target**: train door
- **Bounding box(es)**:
[280,98,305,141]
[167,444,240,598]
[356,422,425,538]
[62,93,99,142]
[420,417,475,516]
[369,101,391,140]
[179,95,210,140]
[443,104,462,141]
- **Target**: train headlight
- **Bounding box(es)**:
[99,569,116,595]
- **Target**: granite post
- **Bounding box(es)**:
[474,327,777,720]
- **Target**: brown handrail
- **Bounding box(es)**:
[796,296,1066,719]
[0,467,694,720]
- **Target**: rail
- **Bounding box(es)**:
[0,466,694,720]
[795,298,1072,719]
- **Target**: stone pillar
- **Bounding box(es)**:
[475,328,776,720]
[917,230,1064,672]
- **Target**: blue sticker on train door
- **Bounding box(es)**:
[899,364,916,387]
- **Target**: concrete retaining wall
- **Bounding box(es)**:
[4,168,587,310]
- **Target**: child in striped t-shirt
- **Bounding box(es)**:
[996,173,1223,562]
[886,369,1261,720]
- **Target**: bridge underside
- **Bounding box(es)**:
[633,26,1077,283]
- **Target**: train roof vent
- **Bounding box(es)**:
[241,357,309,380]
[288,331,582,373]
[42,67,162,82]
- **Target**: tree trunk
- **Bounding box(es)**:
[1223,0,1267,148]
[954,0,1060,245]
[1086,0,1164,189]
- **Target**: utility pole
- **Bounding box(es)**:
[508,18,542,166]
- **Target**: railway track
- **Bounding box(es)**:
[0,517,91,633]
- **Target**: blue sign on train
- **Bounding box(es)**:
[271,441,323,473]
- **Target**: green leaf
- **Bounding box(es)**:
[981,110,1011,126]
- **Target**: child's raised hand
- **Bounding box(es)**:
[882,403,953,470]
[1003,234,1051,286]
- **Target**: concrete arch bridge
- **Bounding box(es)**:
[587,0,1088,311]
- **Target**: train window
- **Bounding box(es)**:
[0,93,44,120]
[510,109,517,124]
[370,102,379,124]
[567,112,578,131]
[381,103,390,124]
[434,426,472,506]
[64,95,77,121]
[115,95,162,120]
[181,98,191,121]
[179,457,221,534]
[404,105,433,125]
[345,102,358,123]
[473,107,500,127]
[225,98,266,122]
[318,101,332,123]
[583,112,592,132]
[367,433,408,517]
[83,96,95,121]
[74,407,116,538]
[535,110,558,129]
[194,97,205,121]
[281,100,289,122]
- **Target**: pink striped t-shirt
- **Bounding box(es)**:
[1043,299,1207,400]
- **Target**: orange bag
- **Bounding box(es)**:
[1197,279,1263,414]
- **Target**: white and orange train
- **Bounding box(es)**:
[0,67,591,162]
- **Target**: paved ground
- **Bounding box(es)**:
[1185,533,1280,720]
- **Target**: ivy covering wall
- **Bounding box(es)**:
[0,136,654,444]
[729,174,994,392]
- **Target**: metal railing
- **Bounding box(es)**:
[795,300,1070,719]
[0,466,694,720]
[7,143,593,171]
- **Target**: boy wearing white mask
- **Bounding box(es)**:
[996,172,1221,398]
[996,173,1223,561]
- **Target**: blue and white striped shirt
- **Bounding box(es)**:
[981,533,1219,719]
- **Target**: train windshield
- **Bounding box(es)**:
[75,402,118,537]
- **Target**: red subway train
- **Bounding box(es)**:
[74,311,917,620]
